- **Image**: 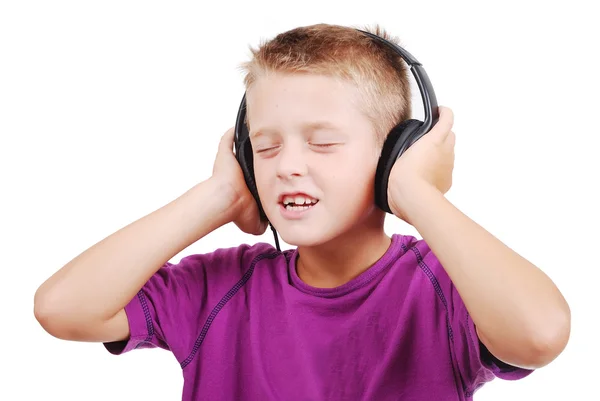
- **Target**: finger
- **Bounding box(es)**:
[435,106,454,135]
[219,127,236,153]
[445,130,456,146]
[431,107,454,143]
[439,106,454,129]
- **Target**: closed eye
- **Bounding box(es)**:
[255,146,280,154]
[255,143,339,154]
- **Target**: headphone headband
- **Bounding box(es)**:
[356,29,439,133]
[235,30,439,146]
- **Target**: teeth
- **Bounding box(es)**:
[285,204,315,211]
[282,195,318,205]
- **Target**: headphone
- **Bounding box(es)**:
[234,29,439,252]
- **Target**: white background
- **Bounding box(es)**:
[1,1,598,400]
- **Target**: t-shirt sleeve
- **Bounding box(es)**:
[102,242,273,364]
[102,253,208,361]
[101,242,261,364]
[448,280,535,392]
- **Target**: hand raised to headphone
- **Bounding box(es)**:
[387,106,456,224]
[212,127,269,236]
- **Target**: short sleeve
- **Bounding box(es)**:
[448,281,534,393]
[102,242,276,364]
[102,253,209,362]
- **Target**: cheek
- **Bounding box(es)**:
[252,162,271,194]
[327,158,377,199]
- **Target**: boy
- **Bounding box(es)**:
[34,24,570,400]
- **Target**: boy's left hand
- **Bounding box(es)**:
[387,106,456,222]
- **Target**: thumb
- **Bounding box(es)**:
[432,106,454,142]
[218,127,236,154]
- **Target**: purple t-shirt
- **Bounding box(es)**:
[104,233,533,400]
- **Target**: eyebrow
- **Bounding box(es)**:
[250,121,341,139]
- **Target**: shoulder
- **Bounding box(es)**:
[104,240,284,360]
[161,241,281,285]
[395,234,452,286]
[137,240,284,310]
[387,234,460,323]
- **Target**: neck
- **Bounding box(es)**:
[295,210,392,288]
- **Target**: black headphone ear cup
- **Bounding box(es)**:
[236,138,268,222]
[375,119,423,213]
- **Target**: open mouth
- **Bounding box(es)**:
[279,194,320,212]
[281,200,319,211]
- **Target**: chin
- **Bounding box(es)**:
[277,231,330,248]
[272,219,352,249]
[266,202,374,248]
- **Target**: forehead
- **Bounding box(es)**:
[245,73,367,137]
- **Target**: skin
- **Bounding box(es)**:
[33,127,266,343]
[247,72,393,288]
[246,71,571,370]
[34,69,570,373]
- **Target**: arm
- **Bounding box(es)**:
[34,126,266,344]
[34,177,233,343]
[390,182,571,370]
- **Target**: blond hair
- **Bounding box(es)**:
[238,23,412,147]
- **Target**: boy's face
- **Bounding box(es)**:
[246,72,384,247]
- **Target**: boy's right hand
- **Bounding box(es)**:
[212,127,268,236]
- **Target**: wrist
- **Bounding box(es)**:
[183,178,236,230]
[389,180,441,224]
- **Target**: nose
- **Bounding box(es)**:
[276,140,307,180]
